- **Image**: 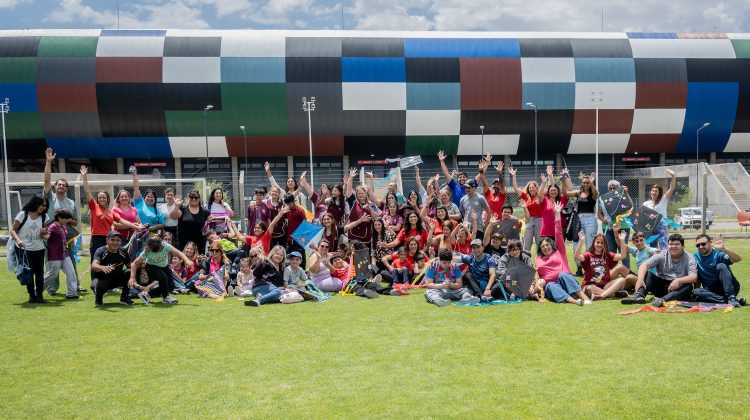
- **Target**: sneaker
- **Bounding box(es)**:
[389,289,402,296]
[240,290,254,298]
[65,295,80,300]
[48,291,57,296]
[244,300,260,307]
[119,298,133,306]
[480,295,493,303]
[728,296,741,308]
[460,296,480,305]
[614,290,629,299]
[651,297,664,308]
[575,298,583,306]
[137,291,151,304]
[575,267,583,276]
[227,286,235,297]
[162,296,178,304]
[738,296,747,307]
[592,294,603,301]
[622,293,645,305]
[371,274,383,285]
[363,289,379,299]
[77,287,87,293]
[95,301,103,307]
[435,298,451,307]
[583,299,592,305]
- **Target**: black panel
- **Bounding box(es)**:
[162,83,222,111]
[37,57,96,83]
[285,57,342,83]
[342,37,404,57]
[163,37,221,57]
[570,39,633,58]
[340,111,406,136]
[634,58,687,82]
[0,37,40,57]
[40,112,102,138]
[344,136,405,155]
[406,58,460,83]
[685,58,750,83]
[7,138,48,159]
[461,109,574,135]
[733,82,750,132]
[285,83,344,135]
[99,109,167,137]
[96,83,165,111]
[519,38,573,57]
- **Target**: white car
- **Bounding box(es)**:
[674,207,714,229]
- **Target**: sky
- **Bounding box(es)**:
[0,0,748,33]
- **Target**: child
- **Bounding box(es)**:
[43,209,79,299]
[170,255,190,294]
[330,254,350,285]
[623,231,660,290]
[284,251,309,289]
[131,259,159,304]
[236,256,255,298]
[385,246,412,285]
[204,229,243,263]
[162,231,175,246]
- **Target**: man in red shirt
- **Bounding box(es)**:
[479,156,506,219]
[283,193,308,265]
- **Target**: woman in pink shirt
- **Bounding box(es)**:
[540,182,567,239]
[535,202,591,305]
[112,189,140,241]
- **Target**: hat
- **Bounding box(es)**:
[288,251,303,260]
[107,231,122,239]
[397,204,416,218]
[491,178,501,185]
[466,179,478,188]
[471,239,483,247]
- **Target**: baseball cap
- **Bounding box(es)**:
[288,251,303,260]
[466,179,478,188]
[491,178,501,185]
[107,231,122,239]
[471,239,483,247]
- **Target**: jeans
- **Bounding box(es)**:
[391,268,410,284]
[544,272,582,303]
[634,272,693,301]
[694,263,741,303]
[523,216,542,252]
[572,213,597,265]
[252,284,282,304]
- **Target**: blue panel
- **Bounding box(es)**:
[220,57,285,82]
[677,82,739,153]
[342,57,405,82]
[0,83,38,111]
[406,83,460,110]
[574,58,635,82]
[521,83,575,110]
[627,32,678,39]
[403,38,520,58]
[46,137,173,158]
[100,29,166,37]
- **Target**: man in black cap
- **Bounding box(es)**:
[91,231,133,307]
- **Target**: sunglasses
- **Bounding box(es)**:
[189,196,199,200]
[319,244,328,248]
[695,242,709,248]
[211,249,222,252]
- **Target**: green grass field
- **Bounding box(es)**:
[1,241,749,419]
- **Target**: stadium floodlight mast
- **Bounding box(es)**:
[525,102,538,175]
[591,92,603,188]
[302,96,316,189]
[239,125,247,171]
[0,98,10,233]
[479,125,485,157]
[696,122,710,207]
[203,105,213,178]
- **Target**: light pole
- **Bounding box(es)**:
[591,92,603,188]
[239,125,247,171]
[0,98,10,234]
[479,125,485,157]
[525,102,538,175]
[696,122,710,207]
[302,96,316,190]
[203,104,213,178]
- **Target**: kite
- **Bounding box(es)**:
[504,258,537,300]
[491,219,522,245]
[619,301,734,315]
[291,221,323,269]
[385,155,423,169]
[194,273,227,301]
[626,206,663,237]
[598,187,633,230]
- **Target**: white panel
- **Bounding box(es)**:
[724,133,750,153]
[342,83,406,110]
[95,36,165,57]
[169,137,228,158]
[728,33,750,40]
[567,134,629,154]
[163,57,221,83]
[575,83,635,109]
[458,135,520,155]
[630,39,736,58]
[631,109,686,134]
[521,58,575,83]
[220,35,286,57]
[406,110,460,135]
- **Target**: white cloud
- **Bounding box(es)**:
[239,0,341,27]
[350,0,433,30]
[45,0,210,29]
[0,0,32,8]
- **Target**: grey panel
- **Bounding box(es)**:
[634,58,687,82]
[37,57,96,83]
[0,36,40,57]
[340,111,406,136]
[570,39,633,58]
[286,37,342,57]
[519,38,573,57]
[40,112,102,138]
[163,37,221,57]
[285,83,344,135]
[341,37,403,57]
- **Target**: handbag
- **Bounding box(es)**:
[562,204,581,242]
[15,248,33,286]
[280,288,304,304]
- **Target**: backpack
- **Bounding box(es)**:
[562,204,580,242]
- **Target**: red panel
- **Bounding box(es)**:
[226,136,344,157]
[572,109,634,134]
[460,58,521,110]
[37,83,98,112]
[635,83,687,108]
[96,57,162,83]
[626,134,680,153]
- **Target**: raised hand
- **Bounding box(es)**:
[45,148,56,162]
[483,153,492,163]
[495,160,504,173]
[300,171,307,181]
[560,167,569,176]
[619,230,627,241]
[349,167,357,177]
[666,169,676,177]
[578,231,586,242]
[173,196,183,207]
[714,234,725,250]
[264,162,270,173]
[507,167,517,176]
[546,165,554,176]
[540,173,548,184]
[79,165,88,176]
[437,150,446,161]
[478,159,488,173]
[553,201,562,214]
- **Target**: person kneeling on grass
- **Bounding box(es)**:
[622,233,697,307]
[693,234,745,308]
[92,231,132,307]
[245,245,286,307]
[129,236,194,305]
[574,230,630,301]
[536,202,591,306]
[423,248,480,307]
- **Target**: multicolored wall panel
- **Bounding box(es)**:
[1,29,750,158]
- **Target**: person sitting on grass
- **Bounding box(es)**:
[384,246,412,286]
[245,245,287,307]
[91,231,134,306]
[622,233,697,307]
[496,239,541,301]
[169,255,190,294]
[693,234,745,307]
[574,231,630,301]
[128,236,194,305]
[236,256,255,298]
[536,202,591,306]
[623,231,659,290]
[43,209,79,300]
[455,238,499,301]
[423,248,480,307]
[308,239,345,292]
[284,251,309,290]
[196,239,236,296]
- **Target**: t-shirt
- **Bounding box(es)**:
[208,202,230,231]
[519,192,543,218]
[484,245,506,259]
[134,195,164,228]
[112,205,138,240]
[444,202,461,218]
[46,222,68,261]
[245,231,271,255]
[644,198,669,218]
[459,193,490,232]
[139,243,174,268]
[88,199,122,236]
[694,248,733,289]
[460,252,498,289]
[92,246,131,279]
[396,227,429,250]
[14,211,47,251]
[176,204,211,251]
[581,251,617,286]
[285,206,307,241]
[45,190,78,223]
[252,260,284,288]
[484,189,507,219]
[425,261,463,284]
[391,257,414,273]
[389,251,416,267]
[447,179,466,207]
[332,265,350,282]
[158,202,178,227]
[629,246,658,273]
[645,251,697,282]
[284,265,309,287]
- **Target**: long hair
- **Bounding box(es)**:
[209,239,231,265]
[406,237,420,256]
[404,211,424,235]
[143,189,159,216]
[207,187,224,206]
[581,175,599,200]
[372,217,387,244]
[267,245,287,271]
[650,184,664,204]
[587,234,609,257]
[546,183,563,203]
[22,195,48,214]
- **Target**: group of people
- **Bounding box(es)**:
[8,148,745,309]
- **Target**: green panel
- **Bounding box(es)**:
[165,111,205,137]
[405,135,459,155]
[4,112,43,139]
[37,37,99,57]
[220,83,287,135]
[731,40,750,59]
[0,57,37,83]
